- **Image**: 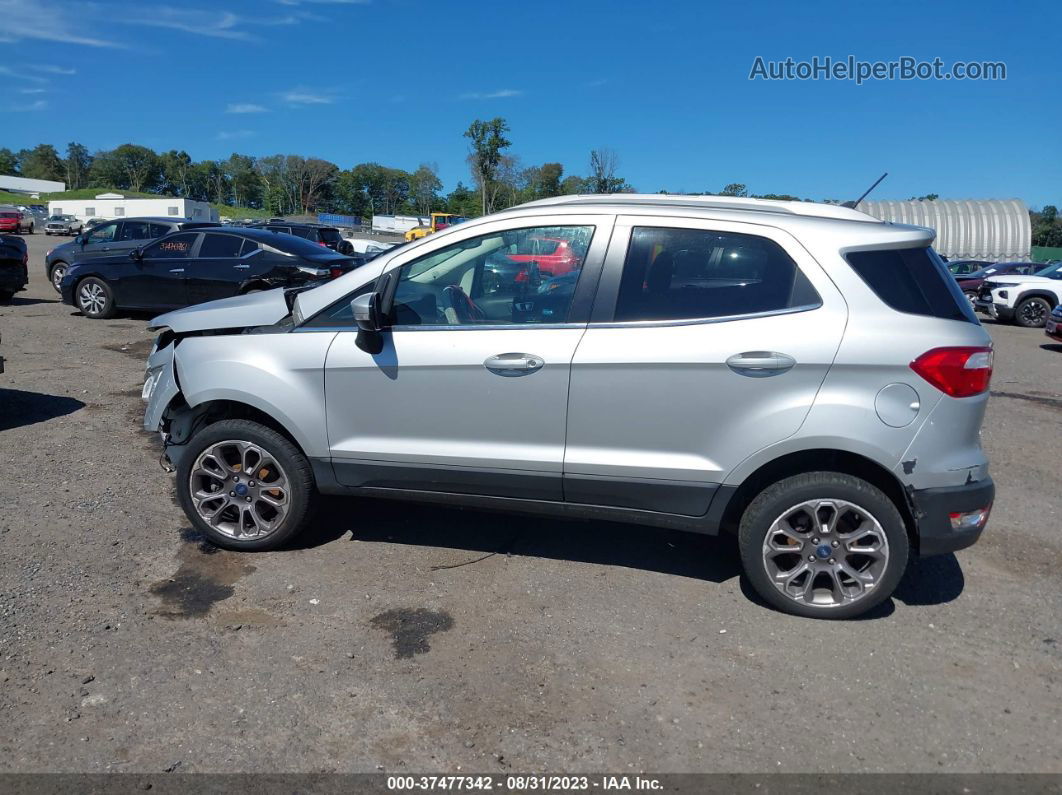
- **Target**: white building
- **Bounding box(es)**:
[47,193,219,223]
[0,174,66,196]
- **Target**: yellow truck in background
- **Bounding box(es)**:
[404,212,466,242]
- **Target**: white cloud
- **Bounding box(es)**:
[585,78,608,88]
[18,87,48,94]
[280,88,337,105]
[35,64,77,75]
[460,88,523,100]
[227,103,269,113]
[0,0,125,47]
[116,8,256,41]
[275,0,369,5]
[217,130,255,140]
[10,99,48,111]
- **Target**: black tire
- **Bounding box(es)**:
[738,471,909,620]
[1015,296,1051,328]
[75,276,116,319]
[50,262,68,293]
[176,419,317,551]
[963,290,977,307]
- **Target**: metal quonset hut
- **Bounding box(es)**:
[858,199,1031,262]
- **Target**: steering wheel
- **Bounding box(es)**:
[442,285,486,324]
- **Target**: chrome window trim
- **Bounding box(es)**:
[584,302,823,330]
[390,322,586,332]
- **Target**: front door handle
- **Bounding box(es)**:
[484,352,544,376]
[234,264,250,270]
[726,351,796,377]
[169,268,185,274]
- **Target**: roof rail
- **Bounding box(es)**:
[514,193,880,223]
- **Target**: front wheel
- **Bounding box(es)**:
[963,290,977,307]
[76,277,116,319]
[738,472,909,619]
[50,262,68,292]
[176,419,317,551]
[1015,296,1051,328]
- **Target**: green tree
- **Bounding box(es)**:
[159,150,195,197]
[444,181,479,217]
[464,117,512,214]
[408,163,442,215]
[0,148,17,175]
[720,183,748,197]
[18,144,65,182]
[64,142,92,190]
[224,153,261,208]
[588,148,626,194]
[90,144,161,192]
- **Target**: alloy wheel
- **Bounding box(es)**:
[78,281,107,316]
[761,498,890,610]
[51,265,67,291]
[188,440,291,539]
[1019,300,1046,325]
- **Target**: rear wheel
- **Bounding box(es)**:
[1015,296,1051,328]
[50,262,68,292]
[738,472,909,619]
[0,290,14,304]
[176,419,317,551]
[76,277,115,319]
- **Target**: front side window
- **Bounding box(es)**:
[86,223,118,244]
[391,225,594,326]
[143,232,198,259]
[614,227,820,322]
[148,223,171,238]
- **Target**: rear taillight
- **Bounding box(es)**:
[329,267,343,279]
[318,241,327,247]
[910,346,993,398]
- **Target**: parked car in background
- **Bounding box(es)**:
[976,262,1062,327]
[955,262,1043,305]
[0,207,34,234]
[947,259,990,276]
[249,221,344,251]
[1045,304,1062,343]
[44,217,220,292]
[141,194,995,620]
[0,234,29,302]
[337,237,398,258]
[44,215,84,236]
[61,227,361,319]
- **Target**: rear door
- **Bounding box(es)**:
[321,215,612,498]
[185,232,251,305]
[112,219,157,257]
[563,217,847,515]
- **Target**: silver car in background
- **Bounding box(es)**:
[44,215,84,236]
[143,194,995,619]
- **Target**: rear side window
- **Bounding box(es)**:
[845,247,975,323]
[199,233,244,258]
[318,228,341,243]
[614,227,821,322]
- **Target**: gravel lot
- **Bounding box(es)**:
[1,231,1060,775]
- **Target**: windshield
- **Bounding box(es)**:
[1034,263,1061,279]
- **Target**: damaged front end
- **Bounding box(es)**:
[142,287,308,469]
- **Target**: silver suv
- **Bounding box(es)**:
[143,195,995,619]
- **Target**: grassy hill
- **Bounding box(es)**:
[0,188,272,220]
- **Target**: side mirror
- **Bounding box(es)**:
[129,248,143,261]
[351,291,384,332]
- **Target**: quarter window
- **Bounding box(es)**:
[613,227,820,322]
[391,225,594,326]
[845,247,974,323]
[148,223,170,238]
[143,232,198,259]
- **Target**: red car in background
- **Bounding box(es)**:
[504,236,582,280]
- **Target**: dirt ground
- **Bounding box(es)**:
[1,231,1060,774]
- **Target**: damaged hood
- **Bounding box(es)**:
[148,288,291,333]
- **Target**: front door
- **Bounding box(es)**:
[563,218,848,515]
[322,216,612,499]
[78,221,121,261]
[122,232,201,309]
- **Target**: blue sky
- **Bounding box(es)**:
[2,0,1059,207]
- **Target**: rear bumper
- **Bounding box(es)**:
[0,268,27,291]
[909,476,994,556]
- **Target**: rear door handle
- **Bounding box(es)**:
[726,351,796,376]
[234,264,250,270]
[169,268,185,273]
[484,352,544,376]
